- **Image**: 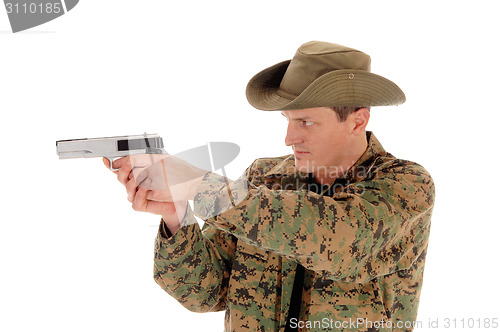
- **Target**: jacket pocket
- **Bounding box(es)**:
[308,278,390,331]
[227,241,268,306]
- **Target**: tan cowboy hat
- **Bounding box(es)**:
[246,41,406,111]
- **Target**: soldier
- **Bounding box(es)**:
[105,41,435,331]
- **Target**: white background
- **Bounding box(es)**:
[1,1,499,331]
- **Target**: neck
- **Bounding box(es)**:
[313,134,368,185]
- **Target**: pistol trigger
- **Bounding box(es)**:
[107,157,119,172]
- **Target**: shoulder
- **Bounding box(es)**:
[246,154,293,178]
[362,132,434,189]
[372,155,435,206]
[376,155,433,183]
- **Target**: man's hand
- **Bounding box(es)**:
[134,154,208,202]
[102,156,187,235]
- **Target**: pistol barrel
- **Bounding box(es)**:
[56,134,165,159]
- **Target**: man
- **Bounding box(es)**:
[105,41,435,331]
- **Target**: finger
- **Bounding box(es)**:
[126,176,138,203]
[117,159,133,185]
[112,156,130,169]
[132,179,151,212]
[146,190,158,201]
[146,189,171,202]
[102,157,119,174]
[135,168,149,186]
[143,200,169,216]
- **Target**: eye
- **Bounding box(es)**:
[303,121,314,126]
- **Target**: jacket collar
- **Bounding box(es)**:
[264,131,387,182]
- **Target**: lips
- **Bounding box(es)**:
[294,150,310,157]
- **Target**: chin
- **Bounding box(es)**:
[294,159,313,173]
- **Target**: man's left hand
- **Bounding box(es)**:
[134,154,208,202]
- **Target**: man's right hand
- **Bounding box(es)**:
[102,156,186,236]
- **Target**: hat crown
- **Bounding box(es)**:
[278,41,371,99]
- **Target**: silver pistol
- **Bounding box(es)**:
[56,133,166,171]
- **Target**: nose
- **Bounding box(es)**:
[285,122,303,147]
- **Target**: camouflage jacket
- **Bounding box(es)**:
[153,132,435,332]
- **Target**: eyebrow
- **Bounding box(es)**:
[281,112,316,121]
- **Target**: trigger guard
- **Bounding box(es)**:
[107,157,120,172]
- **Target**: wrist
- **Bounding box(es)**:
[161,202,188,236]
[162,219,181,236]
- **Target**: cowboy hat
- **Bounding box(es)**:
[246,41,405,111]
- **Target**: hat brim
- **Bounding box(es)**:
[246,60,406,111]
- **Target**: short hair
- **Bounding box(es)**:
[330,106,371,122]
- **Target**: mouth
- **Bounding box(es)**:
[293,149,310,158]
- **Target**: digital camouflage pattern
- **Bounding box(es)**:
[153,132,435,331]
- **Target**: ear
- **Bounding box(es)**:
[351,108,370,136]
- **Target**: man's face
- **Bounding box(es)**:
[281,107,355,178]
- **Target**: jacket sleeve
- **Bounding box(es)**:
[153,205,236,312]
[193,160,435,284]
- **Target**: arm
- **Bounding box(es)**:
[194,160,435,284]
[153,206,237,312]
[102,156,235,311]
